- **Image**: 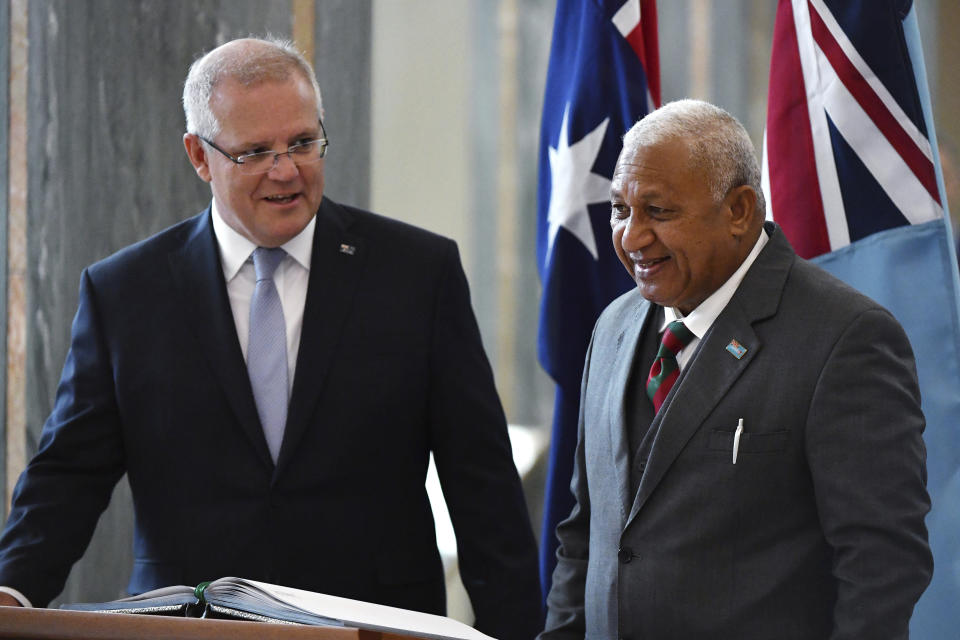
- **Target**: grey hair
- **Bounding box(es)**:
[182,36,323,139]
[623,99,765,215]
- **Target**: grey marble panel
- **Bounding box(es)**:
[468,0,500,370]
[658,0,690,104]
[18,0,370,606]
[710,4,751,122]
[513,0,557,427]
[0,0,9,522]
[313,0,372,209]
[466,0,556,429]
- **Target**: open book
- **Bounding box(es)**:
[61,577,496,640]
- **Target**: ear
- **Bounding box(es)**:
[725,185,759,238]
[183,133,212,183]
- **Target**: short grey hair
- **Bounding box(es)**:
[623,99,765,215]
[182,36,323,139]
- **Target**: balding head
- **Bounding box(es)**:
[182,37,323,139]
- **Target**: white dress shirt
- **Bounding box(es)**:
[662,229,769,370]
[211,200,314,395]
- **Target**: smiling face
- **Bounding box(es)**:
[184,73,324,248]
[610,136,757,314]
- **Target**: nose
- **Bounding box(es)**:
[618,210,654,254]
[267,152,300,180]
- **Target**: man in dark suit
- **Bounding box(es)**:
[540,100,932,639]
[0,37,541,639]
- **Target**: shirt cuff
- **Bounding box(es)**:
[0,585,32,607]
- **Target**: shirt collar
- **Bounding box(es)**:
[210,199,316,282]
[662,228,769,338]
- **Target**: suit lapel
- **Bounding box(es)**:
[167,209,273,468]
[626,223,795,524]
[627,306,760,522]
[604,297,653,522]
[276,198,366,472]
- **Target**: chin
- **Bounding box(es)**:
[278,210,314,231]
[638,288,675,309]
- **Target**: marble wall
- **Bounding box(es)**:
[313,0,371,208]
[0,0,9,524]
[5,0,371,606]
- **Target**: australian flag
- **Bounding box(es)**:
[763,1,960,635]
[536,0,659,601]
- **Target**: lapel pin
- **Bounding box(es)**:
[339,243,356,256]
[725,339,747,359]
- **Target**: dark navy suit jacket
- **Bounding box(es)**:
[0,197,541,639]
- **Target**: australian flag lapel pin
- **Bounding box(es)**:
[339,243,356,256]
[726,339,747,359]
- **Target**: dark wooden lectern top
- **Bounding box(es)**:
[0,607,426,640]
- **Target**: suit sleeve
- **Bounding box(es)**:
[538,334,594,640]
[806,308,933,640]
[0,269,125,606]
[426,241,543,640]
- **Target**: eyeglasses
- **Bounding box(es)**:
[199,120,329,175]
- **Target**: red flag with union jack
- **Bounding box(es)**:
[763,1,960,635]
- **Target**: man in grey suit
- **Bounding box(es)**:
[540,100,932,639]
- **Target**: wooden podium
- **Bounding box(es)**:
[0,607,427,640]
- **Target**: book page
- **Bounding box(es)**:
[215,578,496,640]
[204,579,341,627]
[113,585,197,602]
[60,585,199,613]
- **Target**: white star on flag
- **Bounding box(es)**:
[546,106,611,261]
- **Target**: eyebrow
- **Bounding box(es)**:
[235,129,321,150]
[610,184,664,201]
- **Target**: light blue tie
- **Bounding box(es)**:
[248,247,288,462]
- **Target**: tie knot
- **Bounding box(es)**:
[252,247,286,281]
[660,320,694,356]
[646,320,695,412]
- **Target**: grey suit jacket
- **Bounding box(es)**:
[541,223,932,640]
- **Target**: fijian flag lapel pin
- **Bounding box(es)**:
[725,339,747,359]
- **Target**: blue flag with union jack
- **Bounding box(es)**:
[763,1,960,635]
[536,0,659,601]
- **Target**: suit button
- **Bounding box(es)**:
[618,547,633,563]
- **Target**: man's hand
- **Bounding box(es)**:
[0,592,23,606]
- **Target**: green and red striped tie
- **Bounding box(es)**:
[646,320,694,413]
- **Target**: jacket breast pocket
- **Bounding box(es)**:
[707,429,791,454]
